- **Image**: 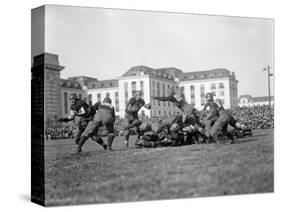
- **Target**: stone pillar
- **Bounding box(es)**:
[32,53,64,130]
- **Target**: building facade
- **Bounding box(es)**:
[33,53,239,128]
[86,66,239,117]
[238,95,274,107]
[179,69,239,110]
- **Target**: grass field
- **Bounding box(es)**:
[44,129,274,206]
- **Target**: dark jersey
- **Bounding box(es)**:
[184,108,201,126]
[203,101,219,120]
[89,102,101,116]
[125,97,145,114]
[70,99,89,112]
[70,100,102,119]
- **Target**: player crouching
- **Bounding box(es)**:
[76,97,116,153]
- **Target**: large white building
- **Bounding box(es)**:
[34,53,239,125]
[84,66,239,118]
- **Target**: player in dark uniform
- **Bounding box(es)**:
[122,90,151,148]
[201,93,220,143]
[215,99,243,139]
[136,119,185,148]
[210,98,236,144]
[215,99,253,139]
[76,97,116,153]
[152,87,194,124]
[57,93,107,149]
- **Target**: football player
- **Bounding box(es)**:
[201,92,220,143]
[151,87,194,124]
[211,98,236,144]
[76,97,116,153]
[122,90,151,148]
[57,93,107,149]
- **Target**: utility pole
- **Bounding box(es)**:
[263,66,273,107]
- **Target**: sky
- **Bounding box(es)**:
[32,5,274,97]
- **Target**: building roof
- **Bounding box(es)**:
[61,79,82,90]
[252,96,274,102]
[239,95,274,102]
[88,79,119,89]
[122,66,237,82]
[67,76,98,88]
[181,68,236,81]
[68,76,98,81]
[239,94,253,99]
[122,66,176,81]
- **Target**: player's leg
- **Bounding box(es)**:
[123,118,131,148]
[104,117,115,151]
[76,114,102,153]
[204,119,215,143]
[210,115,229,143]
[123,119,142,130]
[74,128,83,145]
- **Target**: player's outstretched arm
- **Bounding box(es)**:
[152,96,173,102]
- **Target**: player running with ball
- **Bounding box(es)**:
[121,90,151,148]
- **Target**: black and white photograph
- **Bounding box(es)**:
[31,4,274,207]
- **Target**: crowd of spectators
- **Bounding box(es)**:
[45,126,76,140]
[229,105,274,130]
[45,105,274,140]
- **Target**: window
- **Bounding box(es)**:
[162,83,166,107]
[106,92,110,98]
[219,83,224,89]
[180,86,185,96]
[211,83,216,90]
[110,83,113,87]
[131,81,136,96]
[219,90,224,96]
[92,84,95,88]
[115,92,119,112]
[64,92,68,114]
[124,82,128,105]
[97,93,101,102]
[200,85,205,106]
[157,82,160,106]
[140,81,144,95]
[101,84,104,88]
[190,85,195,105]
[167,85,171,107]
[152,80,155,87]
[88,94,92,105]
[158,110,161,116]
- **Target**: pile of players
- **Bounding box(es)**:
[134,91,249,148]
[57,88,251,153]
